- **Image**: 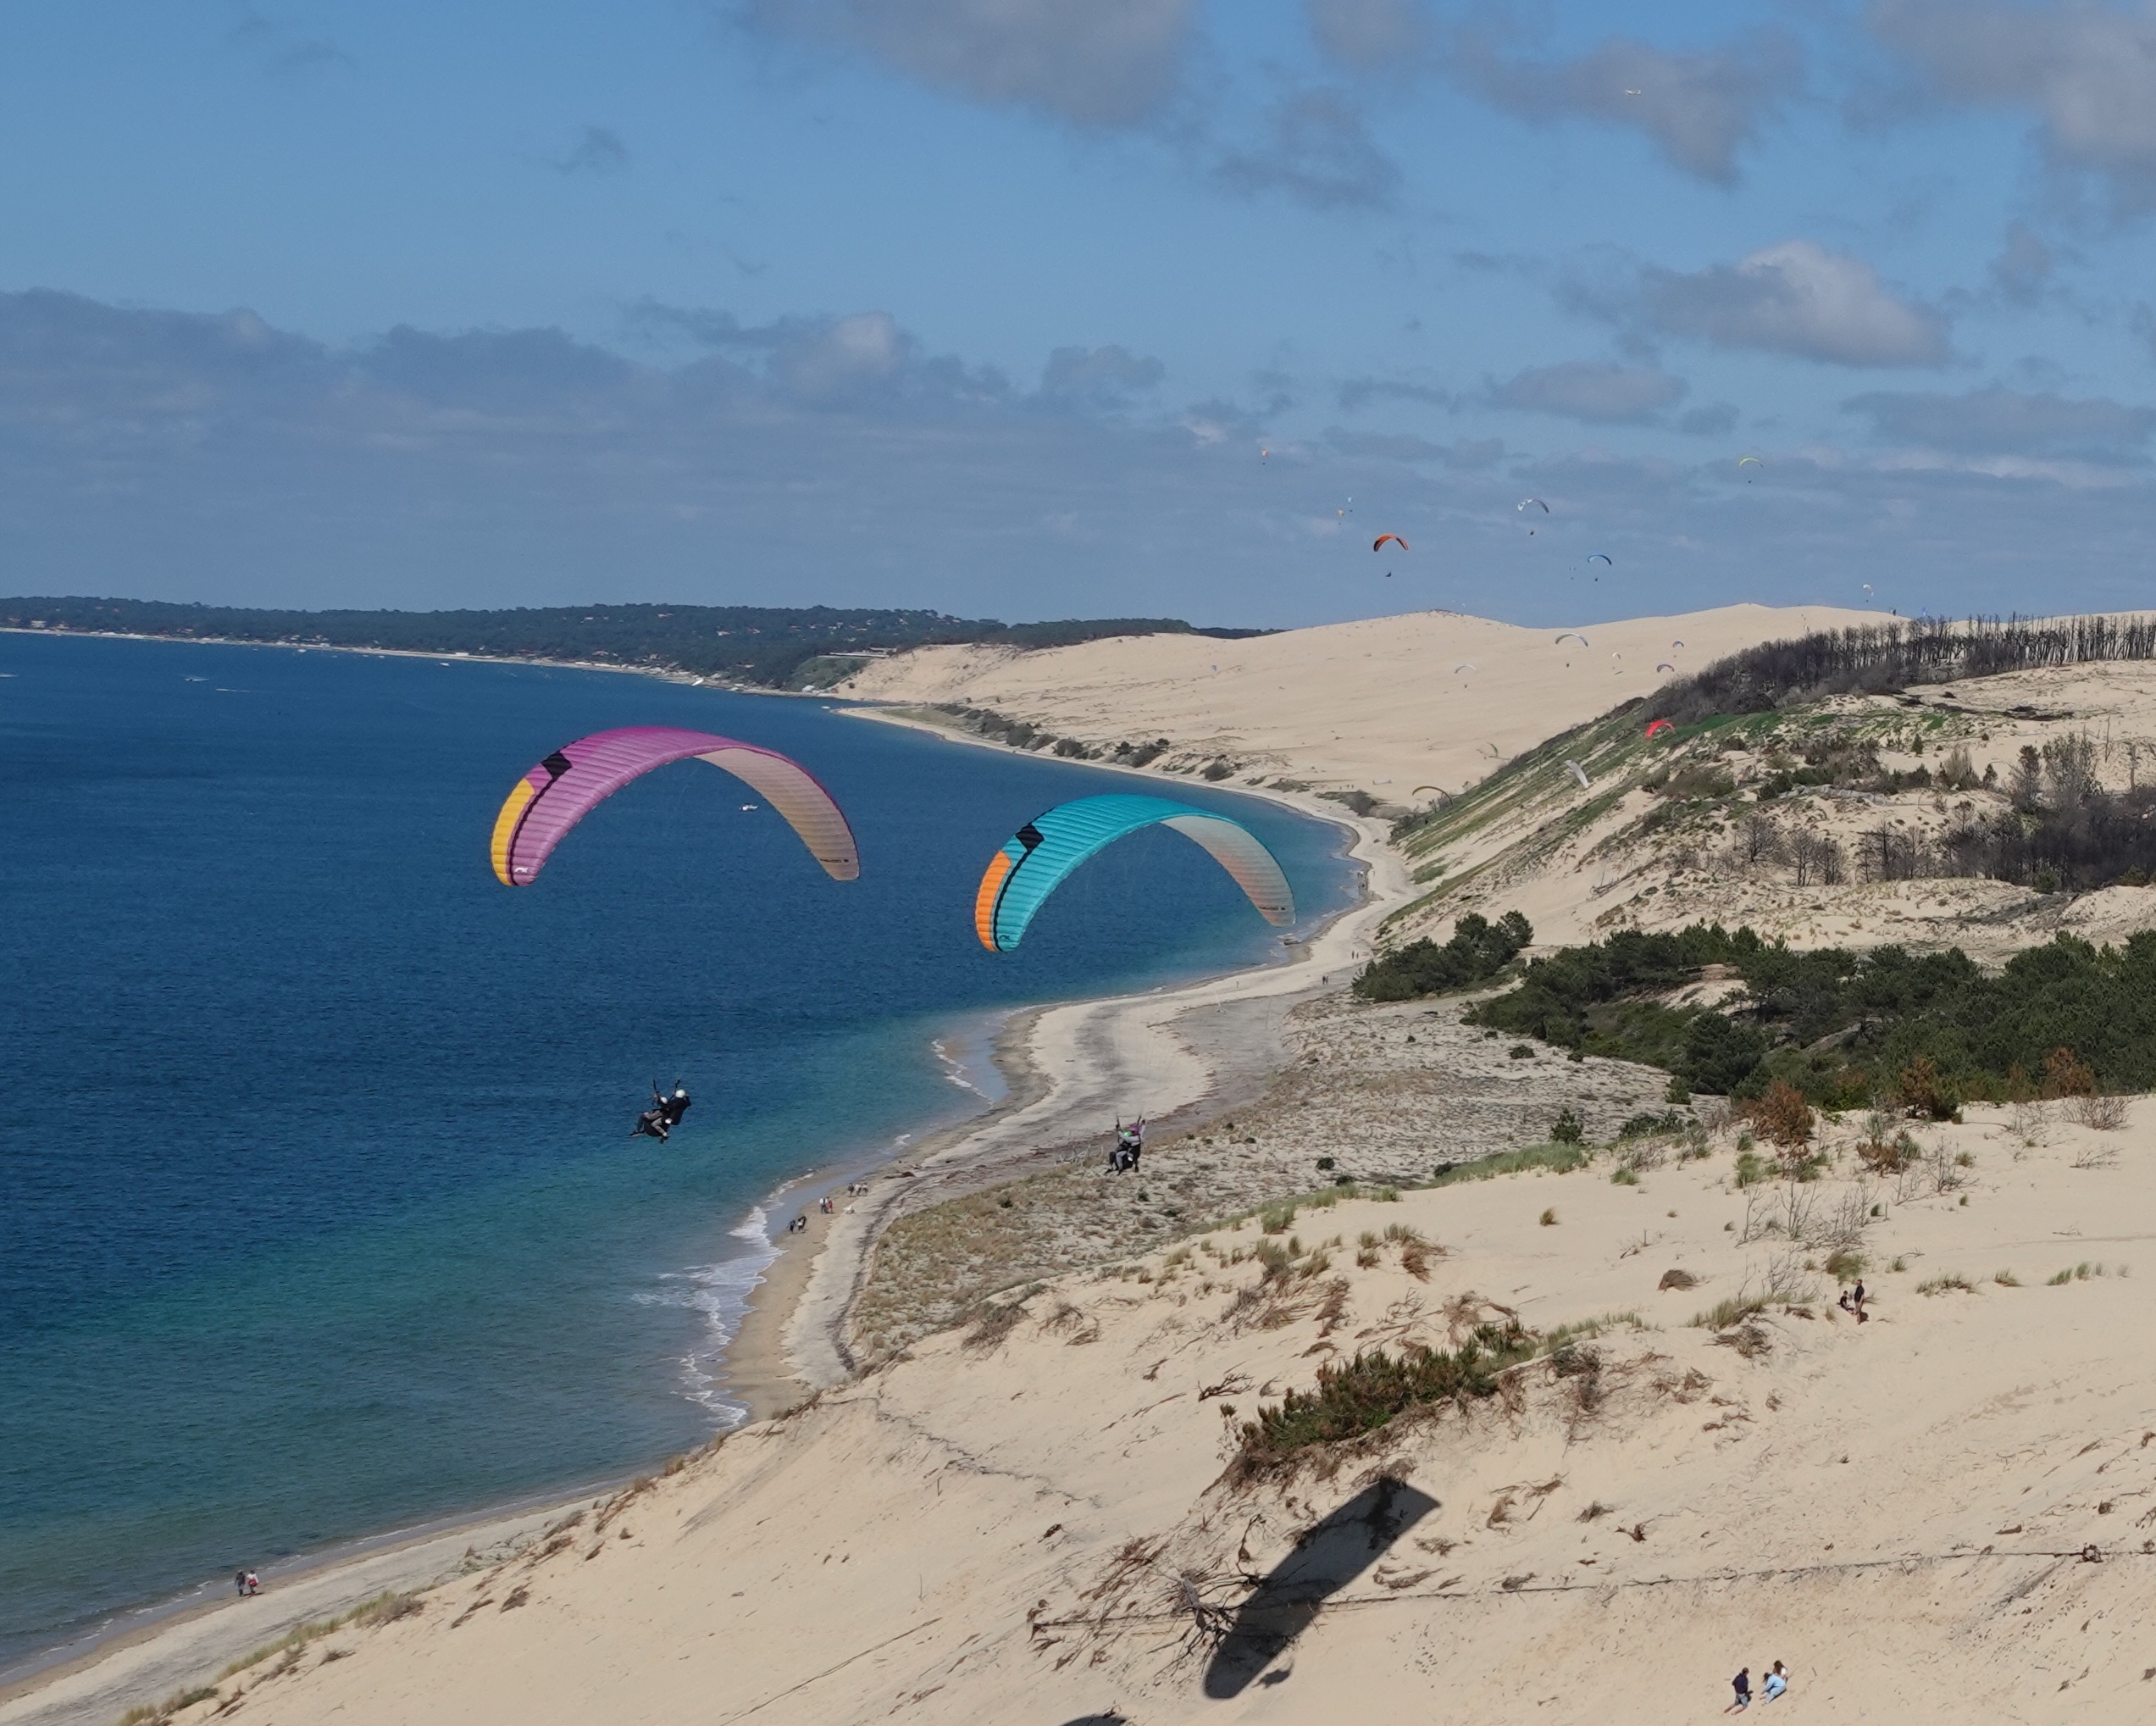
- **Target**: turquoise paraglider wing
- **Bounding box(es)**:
[973,794,1294,952]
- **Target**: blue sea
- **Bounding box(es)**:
[0,632,1358,1672]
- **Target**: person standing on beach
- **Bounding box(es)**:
[1725,1668,1751,1712]
[235,1570,247,1598]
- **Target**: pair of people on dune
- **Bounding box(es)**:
[1727,1660,1790,1708]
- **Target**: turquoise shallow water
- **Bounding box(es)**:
[0,632,1358,1670]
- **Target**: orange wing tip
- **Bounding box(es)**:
[973,850,1015,951]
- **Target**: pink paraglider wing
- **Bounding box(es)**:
[491,726,858,886]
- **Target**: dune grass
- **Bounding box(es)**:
[1428,1143,1591,1187]
[116,1687,219,1726]
[206,1587,426,1703]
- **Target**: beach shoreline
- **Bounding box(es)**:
[740,704,1413,1406]
[0,692,1392,1726]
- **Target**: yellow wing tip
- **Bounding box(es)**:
[490,779,538,886]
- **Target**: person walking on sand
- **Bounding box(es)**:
[1763,1662,1789,1701]
[1852,1278,1869,1323]
[244,1572,260,1596]
[235,1569,247,1598]
[1725,1668,1751,1712]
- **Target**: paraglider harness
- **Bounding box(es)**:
[633,1082,692,1143]
[1106,1116,1145,1175]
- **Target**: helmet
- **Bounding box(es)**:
[674,1086,687,1098]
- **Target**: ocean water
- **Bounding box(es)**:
[0,632,1359,1670]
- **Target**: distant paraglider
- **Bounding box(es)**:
[973,795,1294,952]
[1645,719,1675,740]
[1656,661,1677,673]
[1373,534,1408,553]
[1555,631,1590,647]
[1587,553,1612,567]
[1563,761,1591,791]
[490,727,860,888]
[1454,663,1477,674]
[1518,497,1549,536]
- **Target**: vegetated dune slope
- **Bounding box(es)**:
[163,1091,2156,1725]
[839,602,1881,806]
[1378,660,2156,955]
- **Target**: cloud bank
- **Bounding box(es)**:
[3,289,2153,626]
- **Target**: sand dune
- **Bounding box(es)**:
[78,1079,2156,1724]
[841,602,1882,803]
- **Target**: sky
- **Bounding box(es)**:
[3,1,2156,628]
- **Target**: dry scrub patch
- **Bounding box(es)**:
[849,990,1665,1358]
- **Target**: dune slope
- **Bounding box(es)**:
[109,1079,2156,1726]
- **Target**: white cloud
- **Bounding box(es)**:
[1619,240,1951,368]
[1210,86,1399,210]
[740,0,1200,128]
[1846,386,2156,456]
[1304,0,1427,71]
[1488,360,1687,423]
[1871,0,2156,213]
[553,125,629,175]
[1447,22,1801,184]
[1038,344,1165,408]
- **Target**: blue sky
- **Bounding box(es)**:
[3,1,2156,627]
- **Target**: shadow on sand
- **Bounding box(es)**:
[1201,1477,1438,1698]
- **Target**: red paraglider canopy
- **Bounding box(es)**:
[1372,533,1408,552]
[1645,719,1675,740]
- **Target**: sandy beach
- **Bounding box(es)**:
[18,601,2156,1725]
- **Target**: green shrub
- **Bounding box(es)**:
[1355,911,1533,1002]
[1550,1108,1584,1144]
[1233,1324,1536,1470]
[1617,1109,1688,1140]
[1462,922,2156,1105]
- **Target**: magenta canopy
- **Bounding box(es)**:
[490,726,860,887]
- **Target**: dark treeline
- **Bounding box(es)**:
[0,597,1270,689]
[1650,613,2156,726]
[1464,922,2156,1110]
